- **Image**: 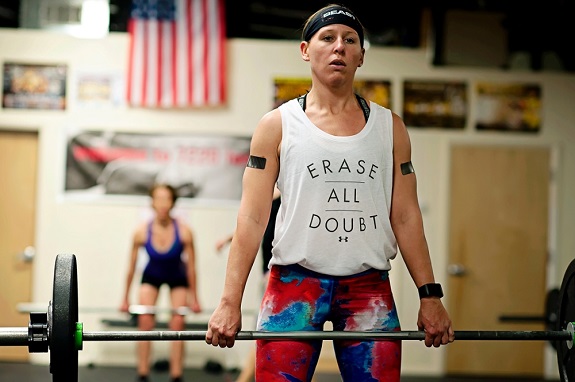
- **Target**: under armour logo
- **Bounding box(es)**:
[338,236,349,242]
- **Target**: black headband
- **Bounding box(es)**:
[302,6,364,48]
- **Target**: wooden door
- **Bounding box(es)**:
[446,145,550,377]
[0,130,38,361]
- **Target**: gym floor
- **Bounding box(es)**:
[0,362,559,382]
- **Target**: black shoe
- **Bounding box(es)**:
[136,376,149,382]
[170,377,183,382]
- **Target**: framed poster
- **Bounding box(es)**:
[403,80,467,129]
[353,79,392,109]
[74,71,125,109]
[274,78,392,109]
[273,78,311,108]
[475,82,542,133]
[2,62,67,110]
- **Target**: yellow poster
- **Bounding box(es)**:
[274,78,392,109]
[475,82,541,132]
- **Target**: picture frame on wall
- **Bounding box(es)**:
[402,79,467,129]
[273,77,392,109]
[74,71,125,109]
[353,79,392,109]
[475,82,542,133]
[273,78,311,109]
[2,62,67,110]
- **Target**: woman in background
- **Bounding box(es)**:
[121,183,201,382]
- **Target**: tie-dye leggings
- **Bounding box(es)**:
[256,264,401,382]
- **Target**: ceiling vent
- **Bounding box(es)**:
[20,0,109,38]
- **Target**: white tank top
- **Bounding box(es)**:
[269,98,398,276]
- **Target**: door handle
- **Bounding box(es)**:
[19,246,36,263]
[447,263,467,276]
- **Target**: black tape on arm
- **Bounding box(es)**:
[400,161,415,175]
[247,155,267,170]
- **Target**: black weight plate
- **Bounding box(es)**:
[50,254,79,382]
[556,258,575,382]
[547,287,561,350]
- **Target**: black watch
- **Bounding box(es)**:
[418,283,444,299]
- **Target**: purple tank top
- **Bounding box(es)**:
[143,219,186,281]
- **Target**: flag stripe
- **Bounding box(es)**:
[142,19,149,106]
[126,18,135,103]
[157,20,163,106]
[146,19,158,107]
[132,20,144,106]
[187,0,194,105]
[176,0,187,107]
[192,0,203,105]
[211,0,224,104]
[159,21,172,107]
[217,0,226,103]
[170,21,177,106]
[203,0,209,103]
[127,0,226,108]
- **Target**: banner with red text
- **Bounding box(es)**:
[64,130,250,204]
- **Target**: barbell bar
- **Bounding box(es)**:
[60,326,575,343]
[2,326,574,344]
[1,253,575,382]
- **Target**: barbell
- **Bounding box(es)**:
[1,253,575,382]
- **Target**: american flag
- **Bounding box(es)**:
[127,0,226,108]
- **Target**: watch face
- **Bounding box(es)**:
[430,284,443,297]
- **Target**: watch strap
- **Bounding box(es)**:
[418,283,444,299]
